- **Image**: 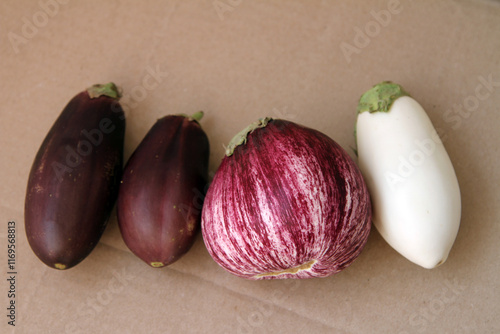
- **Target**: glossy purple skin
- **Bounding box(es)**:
[25,91,125,270]
[117,115,209,268]
[202,119,372,279]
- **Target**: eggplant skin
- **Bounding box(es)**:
[202,119,372,279]
[24,86,125,270]
[117,115,209,268]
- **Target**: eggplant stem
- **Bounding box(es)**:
[86,82,121,100]
[225,117,273,156]
[190,111,204,122]
[357,81,410,114]
[175,111,204,123]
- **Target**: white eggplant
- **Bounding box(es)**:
[355,82,461,269]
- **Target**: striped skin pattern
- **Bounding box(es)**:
[202,119,372,279]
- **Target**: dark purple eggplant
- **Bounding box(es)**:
[25,83,125,270]
[117,112,209,268]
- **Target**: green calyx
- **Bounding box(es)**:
[225,117,273,156]
[177,111,204,123]
[189,111,204,122]
[357,81,410,114]
[87,82,121,100]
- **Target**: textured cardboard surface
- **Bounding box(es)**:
[1,0,499,333]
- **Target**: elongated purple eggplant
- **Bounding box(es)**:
[25,83,125,270]
[117,112,209,268]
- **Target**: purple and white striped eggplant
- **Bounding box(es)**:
[201,118,372,279]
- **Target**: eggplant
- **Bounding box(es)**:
[25,83,125,270]
[117,112,209,268]
[201,118,372,279]
[356,82,461,268]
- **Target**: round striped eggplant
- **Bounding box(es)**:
[25,83,125,270]
[117,112,209,268]
[201,118,372,279]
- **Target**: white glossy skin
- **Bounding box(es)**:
[356,96,461,269]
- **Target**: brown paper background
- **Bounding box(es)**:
[1,0,499,333]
